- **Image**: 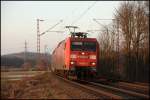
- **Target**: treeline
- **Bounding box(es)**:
[1,56,38,68]
[1,52,51,70]
[98,1,149,82]
[1,57,24,68]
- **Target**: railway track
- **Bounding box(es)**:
[91,78,149,96]
[54,74,149,99]
[55,75,123,99]
[108,82,149,95]
[134,82,149,86]
[82,80,149,99]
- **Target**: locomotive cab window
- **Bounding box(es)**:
[71,42,83,51]
[84,42,96,51]
[71,41,96,51]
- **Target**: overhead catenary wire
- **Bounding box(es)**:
[57,2,97,34]
[57,7,81,33]
[40,20,63,36]
[71,1,97,26]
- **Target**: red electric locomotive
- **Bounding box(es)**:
[51,32,99,79]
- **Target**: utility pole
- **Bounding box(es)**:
[24,40,27,63]
[37,19,62,57]
[37,19,44,61]
[36,19,62,70]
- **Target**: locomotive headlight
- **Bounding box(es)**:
[70,61,75,65]
[70,54,77,58]
[91,62,96,65]
[81,52,85,55]
[89,55,96,59]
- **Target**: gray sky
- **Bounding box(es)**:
[1,1,120,55]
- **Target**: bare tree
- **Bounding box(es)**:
[130,1,148,81]
[115,2,136,81]
[114,1,149,82]
[98,24,119,79]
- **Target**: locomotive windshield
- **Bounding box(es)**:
[71,41,96,51]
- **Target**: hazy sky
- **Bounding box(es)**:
[1,1,121,55]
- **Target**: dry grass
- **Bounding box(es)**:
[1,72,98,99]
[1,72,54,99]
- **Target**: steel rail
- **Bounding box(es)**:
[111,82,149,95]
[55,75,123,99]
[88,81,149,99]
[118,82,149,90]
